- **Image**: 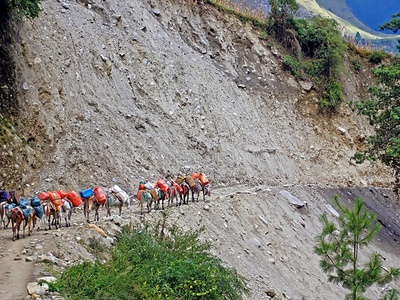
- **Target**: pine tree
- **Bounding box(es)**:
[315,196,399,300]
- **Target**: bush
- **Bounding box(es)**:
[350,55,362,72]
[52,216,247,299]
[283,55,300,78]
[368,50,386,64]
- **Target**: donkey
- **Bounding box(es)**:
[61,198,73,227]
[42,200,63,230]
[0,202,13,229]
[10,206,36,241]
[191,180,211,202]
[84,195,104,223]
[107,185,132,216]
[137,190,154,215]
[167,185,182,207]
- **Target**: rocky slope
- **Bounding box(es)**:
[1,0,392,194]
[0,0,399,299]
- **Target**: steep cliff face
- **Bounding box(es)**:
[1,2,399,300]
[1,0,391,194]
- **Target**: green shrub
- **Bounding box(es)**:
[368,50,386,64]
[319,79,343,109]
[350,55,362,72]
[283,54,300,78]
[52,216,247,299]
[6,0,42,19]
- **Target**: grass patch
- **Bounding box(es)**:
[52,214,247,299]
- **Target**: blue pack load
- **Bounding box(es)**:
[22,207,32,219]
[33,206,44,219]
[30,197,41,207]
[80,188,93,198]
[0,190,8,202]
[19,198,29,209]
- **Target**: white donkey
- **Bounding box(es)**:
[107,185,132,216]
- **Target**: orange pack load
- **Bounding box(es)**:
[170,180,182,193]
[199,173,209,185]
[94,187,107,204]
[157,179,169,192]
[191,172,200,179]
[58,189,68,198]
[67,190,82,207]
[38,192,49,201]
[48,191,63,211]
[185,175,195,188]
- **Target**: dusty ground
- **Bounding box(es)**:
[0,0,399,299]
[0,184,399,300]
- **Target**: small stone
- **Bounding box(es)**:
[203,204,210,211]
[14,255,22,261]
[152,9,161,16]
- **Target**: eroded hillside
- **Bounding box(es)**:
[0,0,392,194]
[1,1,400,300]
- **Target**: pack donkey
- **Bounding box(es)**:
[107,185,132,216]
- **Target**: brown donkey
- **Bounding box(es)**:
[10,207,36,241]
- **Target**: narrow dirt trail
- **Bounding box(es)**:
[0,229,36,300]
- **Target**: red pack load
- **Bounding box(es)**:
[48,191,63,211]
[94,187,106,204]
[157,179,169,192]
[67,190,82,207]
[58,189,68,198]
[191,172,200,179]
[199,173,209,185]
[170,180,182,193]
[38,192,49,201]
[139,182,145,190]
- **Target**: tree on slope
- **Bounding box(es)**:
[315,196,399,300]
[352,12,400,196]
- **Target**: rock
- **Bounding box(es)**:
[22,82,29,90]
[337,126,346,135]
[250,237,261,247]
[266,289,276,297]
[27,282,49,295]
[299,78,313,91]
[14,255,22,261]
[86,223,107,237]
[203,204,210,211]
[326,204,340,218]
[280,190,305,208]
[33,57,42,64]
[37,276,57,284]
[152,9,161,16]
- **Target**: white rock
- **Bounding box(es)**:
[27,282,49,295]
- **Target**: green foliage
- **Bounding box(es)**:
[258,31,268,40]
[283,54,300,79]
[294,17,347,78]
[368,50,386,64]
[289,16,346,109]
[351,59,400,194]
[0,115,13,147]
[6,0,42,19]
[319,79,343,109]
[315,196,400,300]
[380,12,400,51]
[52,215,247,299]
[350,55,362,73]
[266,0,300,55]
